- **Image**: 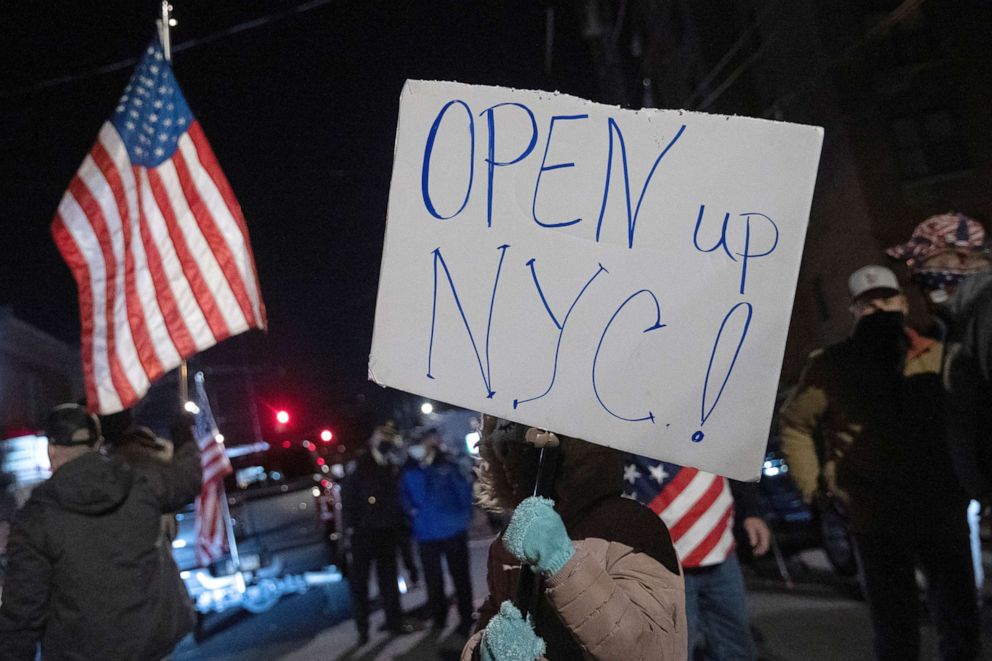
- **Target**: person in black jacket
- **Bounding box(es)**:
[890,213,992,612]
[0,403,202,661]
[341,422,416,644]
[888,212,992,501]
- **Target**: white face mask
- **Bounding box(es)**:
[408,445,427,462]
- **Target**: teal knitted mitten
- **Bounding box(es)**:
[503,496,575,577]
[480,601,546,661]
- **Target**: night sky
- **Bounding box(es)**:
[0,1,599,436]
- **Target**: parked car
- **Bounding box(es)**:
[740,448,858,579]
[0,433,51,590]
[172,441,345,615]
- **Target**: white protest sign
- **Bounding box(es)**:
[370,80,822,480]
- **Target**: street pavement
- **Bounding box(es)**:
[172,535,493,661]
[173,536,992,660]
[748,587,992,661]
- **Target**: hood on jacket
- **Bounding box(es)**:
[940,269,992,324]
[46,452,134,515]
[552,435,624,525]
[476,416,625,524]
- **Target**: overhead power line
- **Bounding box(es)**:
[0,0,333,99]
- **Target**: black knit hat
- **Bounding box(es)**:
[44,403,102,446]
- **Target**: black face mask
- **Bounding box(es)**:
[851,310,908,369]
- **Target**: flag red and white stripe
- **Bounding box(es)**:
[52,39,265,414]
[195,454,231,564]
[647,467,736,568]
[192,373,233,564]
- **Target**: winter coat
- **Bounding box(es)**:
[110,433,179,542]
[400,453,473,542]
[0,442,201,661]
[779,329,968,535]
[340,451,406,532]
[463,441,687,661]
[939,270,992,499]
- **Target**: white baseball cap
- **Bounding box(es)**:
[848,265,901,300]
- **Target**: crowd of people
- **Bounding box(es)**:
[0,211,989,660]
[777,211,992,661]
[348,211,992,661]
[340,422,476,644]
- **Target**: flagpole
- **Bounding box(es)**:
[178,360,189,404]
[157,2,173,60]
[158,2,187,406]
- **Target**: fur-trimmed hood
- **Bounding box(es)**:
[476,416,625,526]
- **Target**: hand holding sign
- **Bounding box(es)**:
[371,80,822,480]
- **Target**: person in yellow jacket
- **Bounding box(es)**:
[779,265,978,661]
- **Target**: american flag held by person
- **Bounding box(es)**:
[191,371,233,564]
[51,36,266,415]
[624,456,737,568]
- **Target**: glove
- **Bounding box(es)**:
[169,411,196,450]
[503,496,574,577]
[480,601,545,661]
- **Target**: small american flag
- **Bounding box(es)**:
[192,371,233,565]
[52,36,266,415]
[624,456,736,568]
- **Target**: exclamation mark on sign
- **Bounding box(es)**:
[693,302,753,443]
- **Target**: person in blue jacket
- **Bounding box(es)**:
[401,428,475,635]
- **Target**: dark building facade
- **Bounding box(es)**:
[0,307,82,435]
[579,0,992,382]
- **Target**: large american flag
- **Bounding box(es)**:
[52,37,266,415]
[624,456,736,568]
[192,371,233,565]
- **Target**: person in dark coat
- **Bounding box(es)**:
[401,428,475,634]
[889,212,992,608]
[780,264,978,660]
[107,424,191,627]
[888,212,992,500]
[0,403,201,661]
[341,422,415,644]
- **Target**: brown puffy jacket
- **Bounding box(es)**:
[462,438,687,660]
